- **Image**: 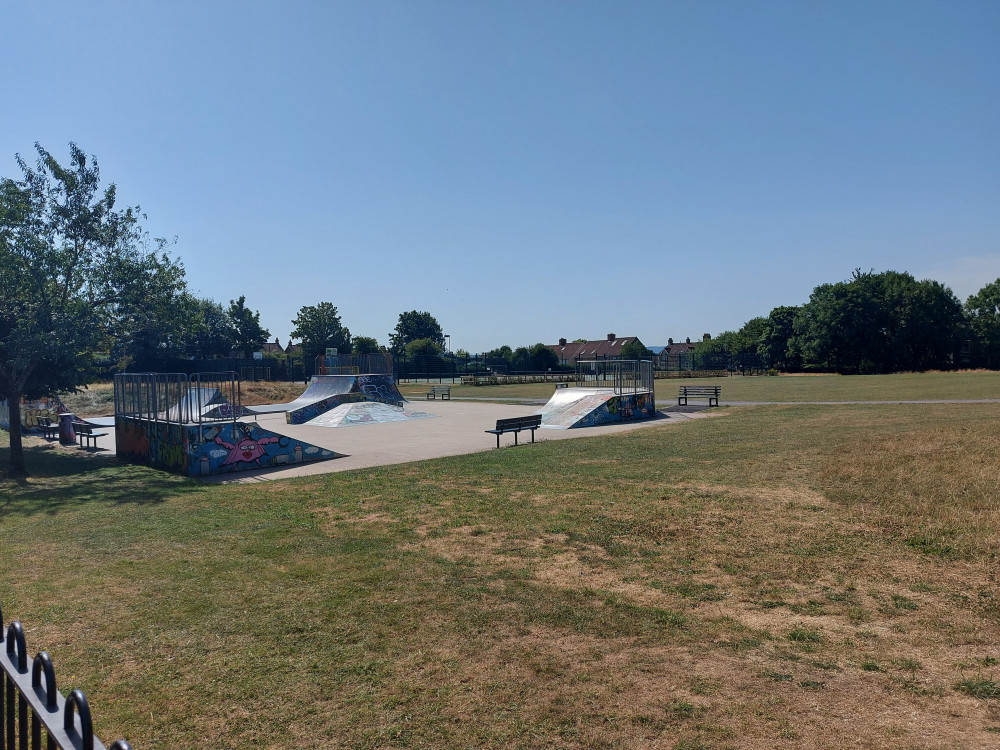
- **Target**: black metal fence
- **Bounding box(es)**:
[100,350,772,384]
[392,354,574,383]
[1,602,132,750]
[98,357,306,383]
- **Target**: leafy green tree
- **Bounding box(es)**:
[405,338,443,357]
[182,295,234,360]
[733,318,767,355]
[619,338,650,360]
[510,346,532,371]
[692,331,737,369]
[794,270,964,373]
[529,343,560,370]
[485,345,513,363]
[760,306,801,371]
[1,142,185,477]
[390,310,443,353]
[965,278,1000,369]
[228,295,270,358]
[290,302,351,364]
[352,336,381,355]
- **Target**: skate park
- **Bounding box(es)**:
[32,357,689,481]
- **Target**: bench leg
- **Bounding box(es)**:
[514,431,518,446]
[530,428,536,443]
[496,433,500,449]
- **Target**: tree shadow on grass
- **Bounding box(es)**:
[0,439,201,518]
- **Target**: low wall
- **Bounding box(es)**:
[0,396,67,433]
[571,392,657,428]
[116,417,337,476]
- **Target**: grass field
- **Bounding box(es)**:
[2,375,999,748]
[398,371,1000,404]
[56,370,1000,418]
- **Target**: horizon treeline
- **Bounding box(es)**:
[700,270,1000,374]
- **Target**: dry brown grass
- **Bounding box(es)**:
[238,380,307,406]
[2,401,999,748]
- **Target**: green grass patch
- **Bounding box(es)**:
[2,390,999,747]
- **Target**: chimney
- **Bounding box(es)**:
[607,333,616,342]
[668,337,673,345]
[686,337,691,344]
[275,337,280,345]
[558,338,567,346]
[703,333,711,341]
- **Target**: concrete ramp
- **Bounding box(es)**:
[307,401,436,428]
[539,387,657,429]
[157,387,254,421]
[250,374,407,424]
[116,417,338,476]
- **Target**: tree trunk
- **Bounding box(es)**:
[6,392,27,478]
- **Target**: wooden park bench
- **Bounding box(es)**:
[426,385,451,400]
[72,421,109,450]
[38,416,59,440]
[485,415,542,448]
[677,385,721,407]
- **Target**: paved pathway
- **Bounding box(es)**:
[37,396,997,484]
[205,400,708,484]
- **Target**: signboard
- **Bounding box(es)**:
[326,348,338,356]
[253,352,263,360]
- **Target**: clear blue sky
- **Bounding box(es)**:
[4,1,998,353]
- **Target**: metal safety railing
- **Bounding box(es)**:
[574,359,654,395]
[114,372,243,427]
[1,602,132,750]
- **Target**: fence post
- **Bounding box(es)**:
[2,603,133,750]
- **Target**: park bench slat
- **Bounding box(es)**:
[485,414,542,448]
[677,385,721,407]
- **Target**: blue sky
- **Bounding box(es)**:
[3,1,998,352]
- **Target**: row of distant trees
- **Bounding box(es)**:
[699,269,1000,374]
[0,142,453,476]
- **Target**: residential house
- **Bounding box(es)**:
[546,333,642,366]
[651,335,710,370]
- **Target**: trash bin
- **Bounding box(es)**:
[59,413,77,445]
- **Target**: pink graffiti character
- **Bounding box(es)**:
[214,432,279,467]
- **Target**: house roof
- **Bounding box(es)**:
[657,339,701,355]
[546,335,640,361]
[260,340,284,354]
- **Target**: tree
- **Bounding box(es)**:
[181,295,234,360]
[390,311,443,353]
[794,270,965,373]
[1,142,186,477]
[760,306,801,371]
[290,302,350,364]
[528,343,560,370]
[619,338,650,360]
[228,295,270,358]
[965,279,1000,369]
[405,338,443,357]
[510,346,532,371]
[352,336,381,355]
